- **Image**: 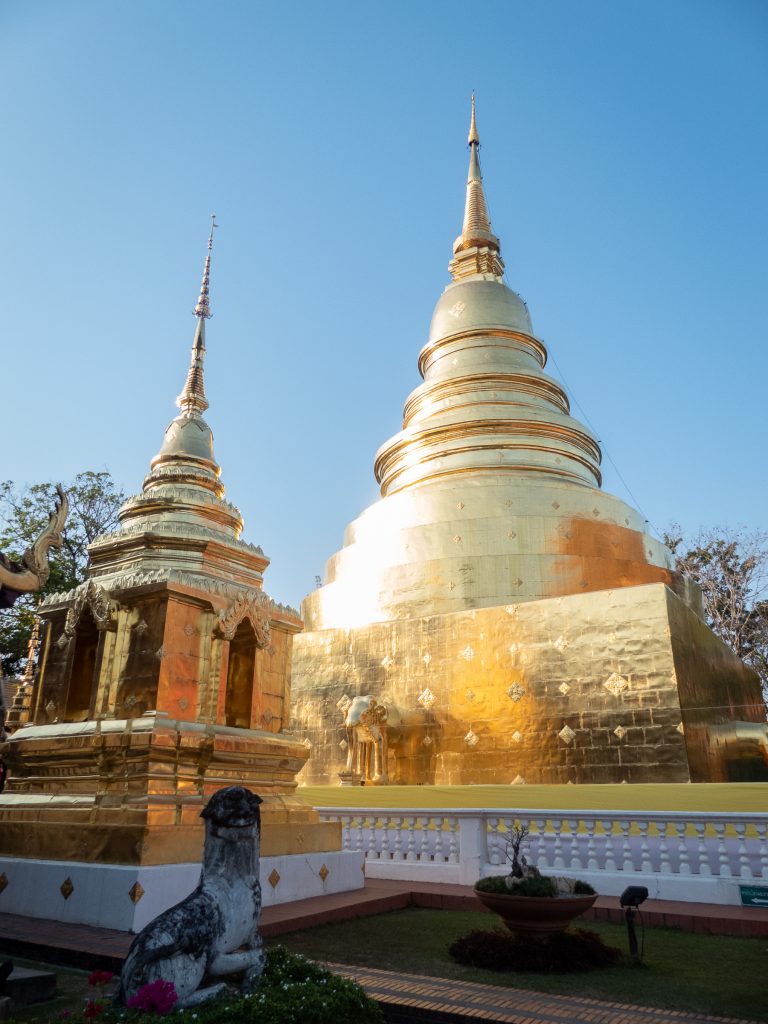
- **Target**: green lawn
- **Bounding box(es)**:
[271,908,768,1021]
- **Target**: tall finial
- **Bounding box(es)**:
[468,92,479,145]
[449,96,504,281]
[178,217,218,416]
[193,214,218,319]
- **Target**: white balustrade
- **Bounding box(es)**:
[316,806,768,904]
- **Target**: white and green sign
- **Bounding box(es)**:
[739,885,768,907]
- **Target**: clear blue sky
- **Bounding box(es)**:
[2,1,766,609]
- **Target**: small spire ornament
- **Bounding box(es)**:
[178,216,218,416]
[449,96,504,281]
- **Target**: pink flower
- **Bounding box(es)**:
[126,979,178,1014]
[88,970,114,987]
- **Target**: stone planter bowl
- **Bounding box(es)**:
[474,889,598,936]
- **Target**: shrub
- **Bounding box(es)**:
[475,875,557,897]
[573,880,596,895]
[475,876,597,897]
[14,948,382,1024]
[449,927,622,973]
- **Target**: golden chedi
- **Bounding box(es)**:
[0,223,355,930]
[291,100,767,786]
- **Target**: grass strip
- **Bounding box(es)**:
[271,907,768,1021]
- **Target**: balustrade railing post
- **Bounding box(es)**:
[379,816,391,861]
[585,817,598,871]
[433,816,446,863]
[405,816,418,862]
[392,816,404,861]
[619,820,634,872]
[757,821,768,880]
[419,816,431,862]
[694,822,712,876]
[567,818,581,870]
[458,814,485,884]
[734,824,752,880]
[658,821,672,875]
[551,818,565,869]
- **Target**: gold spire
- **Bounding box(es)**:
[450,97,504,281]
[177,216,218,416]
[468,92,479,145]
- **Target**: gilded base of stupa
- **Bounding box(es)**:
[0,712,339,865]
[292,583,767,786]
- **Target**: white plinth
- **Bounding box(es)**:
[0,850,364,932]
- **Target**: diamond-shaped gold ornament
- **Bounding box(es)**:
[464,729,479,747]
[604,672,629,697]
[676,721,685,735]
[60,877,74,899]
[558,725,576,745]
[558,682,571,695]
[128,881,145,904]
[319,864,329,882]
[554,635,569,652]
[511,730,523,743]
[417,687,436,709]
[507,683,525,702]
[336,694,351,713]
[511,774,526,785]
[460,645,474,661]
[614,726,627,740]
[268,869,281,888]
[422,734,433,747]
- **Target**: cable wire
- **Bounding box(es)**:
[545,342,665,543]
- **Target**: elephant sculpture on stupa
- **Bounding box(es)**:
[341,695,388,784]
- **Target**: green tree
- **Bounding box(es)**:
[0,471,125,676]
[664,525,768,707]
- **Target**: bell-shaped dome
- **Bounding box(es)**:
[154,413,216,466]
[429,278,533,344]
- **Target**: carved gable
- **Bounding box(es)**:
[217,591,272,648]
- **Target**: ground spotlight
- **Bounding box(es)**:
[619,886,648,963]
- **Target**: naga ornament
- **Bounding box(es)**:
[0,484,69,607]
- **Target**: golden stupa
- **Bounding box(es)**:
[0,222,342,904]
[291,100,767,786]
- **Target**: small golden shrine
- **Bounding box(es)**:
[0,222,339,876]
[5,618,40,730]
[291,101,767,786]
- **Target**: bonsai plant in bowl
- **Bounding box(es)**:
[474,824,597,936]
